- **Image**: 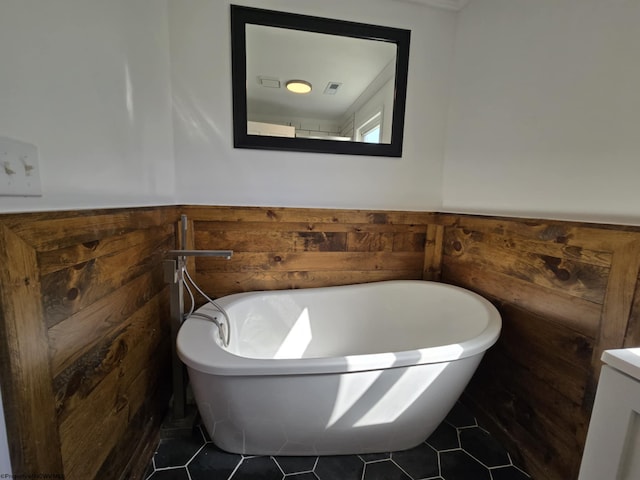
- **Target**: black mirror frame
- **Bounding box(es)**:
[230,5,411,157]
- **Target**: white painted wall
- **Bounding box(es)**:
[1,0,456,214]
[0,0,176,466]
[169,0,456,211]
[443,0,640,225]
[0,0,175,213]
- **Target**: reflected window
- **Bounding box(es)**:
[358,112,382,144]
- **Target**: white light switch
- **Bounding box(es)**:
[0,136,42,196]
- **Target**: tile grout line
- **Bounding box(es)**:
[145,402,530,480]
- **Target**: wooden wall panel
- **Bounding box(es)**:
[4,204,640,480]
[423,224,444,280]
[185,206,434,297]
[439,214,640,480]
[625,277,640,346]
[0,207,178,479]
[0,204,434,479]
[0,224,64,475]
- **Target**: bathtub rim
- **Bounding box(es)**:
[177,280,501,377]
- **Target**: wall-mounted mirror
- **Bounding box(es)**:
[231,5,411,157]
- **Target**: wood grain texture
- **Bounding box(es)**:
[624,274,640,347]
[4,205,640,480]
[0,224,64,475]
[4,207,174,251]
[0,207,177,479]
[424,224,444,280]
[441,213,640,480]
[444,227,610,304]
[465,348,589,480]
[442,262,602,337]
[0,205,434,479]
[41,231,173,328]
[48,266,167,377]
[595,239,640,363]
[185,205,435,225]
[186,206,432,297]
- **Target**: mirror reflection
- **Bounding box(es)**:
[246,25,398,144]
[231,5,411,157]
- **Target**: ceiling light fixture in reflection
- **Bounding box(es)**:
[285,80,312,94]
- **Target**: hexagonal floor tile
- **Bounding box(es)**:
[187,443,242,480]
[273,455,318,475]
[444,403,477,429]
[359,452,391,462]
[152,432,205,468]
[314,455,364,480]
[459,427,510,467]
[392,443,439,479]
[490,465,531,479]
[145,403,531,480]
[285,473,318,480]
[230,456,282,479]
[147,467,190,480]
[427,421,460,451]
[363,460,411,480]
[440,450,491,480]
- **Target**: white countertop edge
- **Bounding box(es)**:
[601,348,640,381]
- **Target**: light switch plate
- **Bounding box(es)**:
[0,136,42,196]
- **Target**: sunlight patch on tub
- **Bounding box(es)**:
[352,362,448,428]
[274,307,312,359]
[325,368,385,429]
[325,344,467,429]
[352,344,465,427]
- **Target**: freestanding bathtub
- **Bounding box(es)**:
[177,280,501,456]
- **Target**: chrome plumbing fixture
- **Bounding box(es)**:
[164,214,233,420]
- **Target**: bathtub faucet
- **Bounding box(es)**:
[167,249,233,260]
[164,231,233,421]
[164,248,233,408]
[167,249,233,277]
[164,248,233,334]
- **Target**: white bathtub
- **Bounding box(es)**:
[177,280,501,456]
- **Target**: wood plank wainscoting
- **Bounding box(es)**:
[0,207,179,479]
[0,206,434,479]
[176,206,640,479]
[438,214,640,480]
[183,206,438,295]
[1,205,640,479]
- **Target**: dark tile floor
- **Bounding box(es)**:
[145,402,530,480]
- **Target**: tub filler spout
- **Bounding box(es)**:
[164,215,234,421]
[167,249,233,260]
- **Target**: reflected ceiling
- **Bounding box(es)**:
[246,25,397,120]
